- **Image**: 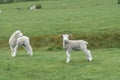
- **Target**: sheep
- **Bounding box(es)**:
[29,5,36,10]
[29,5,42,10]
[60,34,93,63]
[9,30,33,57]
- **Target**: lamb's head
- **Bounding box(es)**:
[14,30,23,38]
[61,34,72,43]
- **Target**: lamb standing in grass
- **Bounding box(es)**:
[29,5,36,10]
[61,34,93,63]
[9,30,33,57]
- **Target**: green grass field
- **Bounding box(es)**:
[0,0,120,80]
[0,0,120,36]
[0,48,120,80]
[0,0,120,48]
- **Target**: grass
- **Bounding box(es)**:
[0,48,120,80]
[0,0,120,36]
[0,0,120,49]
[0,0,120,79]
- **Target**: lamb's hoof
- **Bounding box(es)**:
[88,59,93,62]
[66,61,70,63]
[29,54,33,56]
[11,55,16,57]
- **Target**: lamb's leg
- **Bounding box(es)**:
[81,44,93,62]
[10,45,14,56]
[24,44,33,56]
[12,45,18,57]
[66,50,71,63]
[85,49,92,62]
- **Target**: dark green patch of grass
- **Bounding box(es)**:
[3,33,120,50]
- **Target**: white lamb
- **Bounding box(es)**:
[9,30,33,57]
[30,5,36,10]
[60,34,93,63]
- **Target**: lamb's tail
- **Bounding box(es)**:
[83,40,88,44]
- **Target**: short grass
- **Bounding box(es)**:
[0,0,120,80]
[0,0,120,48]
[0,0,120,38]
[0,48,120,80]
[0,1,120,79]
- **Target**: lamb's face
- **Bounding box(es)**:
[15,30,23,38]
[62,34,69,42]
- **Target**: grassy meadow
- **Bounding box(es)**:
[0,48,120,80]
[0,0,120,48]
[0,0,120,80]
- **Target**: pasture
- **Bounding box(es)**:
[0,0,120,80]
[0,0,120,48]
[0,48,120,80]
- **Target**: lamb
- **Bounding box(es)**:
[9,30,33,57]
[60,34,93,63]
[29,5,36,10]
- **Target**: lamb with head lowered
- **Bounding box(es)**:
[9,30,33,57]
[60,34,93,63]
